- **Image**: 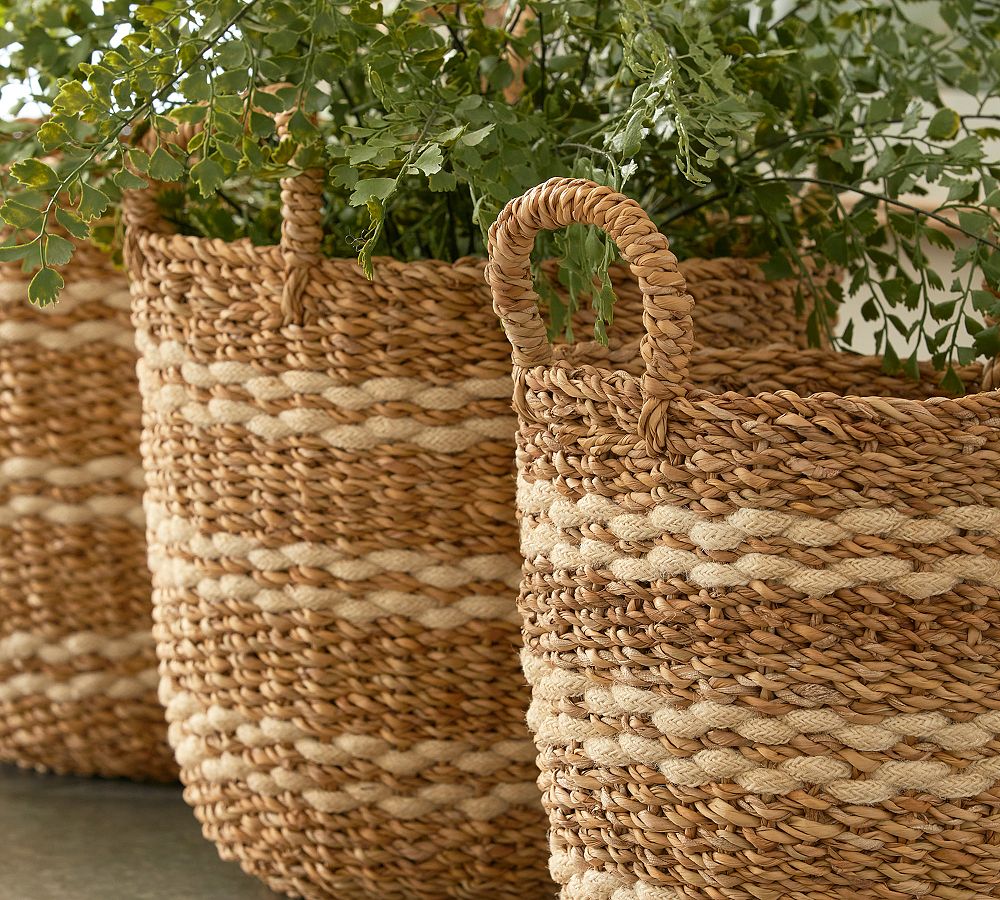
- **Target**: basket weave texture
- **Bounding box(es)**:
[489,178,1000,900]
[0,240,173,780]
[124,162,819,898]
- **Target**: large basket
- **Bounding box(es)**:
[0,239,173,780]
[124,161,822,899]
[489,178,1000,900]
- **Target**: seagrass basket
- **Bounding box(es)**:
[0,237,174,780]
[123,158,823,899]
[488,177,1000,900]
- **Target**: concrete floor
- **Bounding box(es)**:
[0,766,280,900]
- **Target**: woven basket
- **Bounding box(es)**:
[0,238,174,780]
[123,161,824,899]
[488,177,1000,900]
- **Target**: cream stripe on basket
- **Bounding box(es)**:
[523,654,1000,751]
[162,689,538,821]
[146,505,521,623]
[0,494,145,527]
[0,455,145,487]
[0,667,158,703]
[0,280,130,309]
[519,479,1000,599]
[138,336,513,408]
[0,629,154,664]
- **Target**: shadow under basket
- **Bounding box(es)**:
[489,177,1000,900]
[0,239,174,781]
[124,158,827,899]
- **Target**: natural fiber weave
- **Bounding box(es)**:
[124,161,821,899]
[0,238,173,780]
[489,177,1000,900]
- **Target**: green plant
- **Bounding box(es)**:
[1,1,998,385]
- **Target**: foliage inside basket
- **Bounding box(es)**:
[0,0,999,387]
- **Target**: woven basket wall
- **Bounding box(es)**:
[489,178,1000,900]
[123,164,820,899]
[0,239,174,780]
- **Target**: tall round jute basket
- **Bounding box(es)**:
[489,178,1000,900]
[123,154,823,898]
[0,237,174,780]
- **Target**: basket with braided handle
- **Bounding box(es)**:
[490,177,1000,900]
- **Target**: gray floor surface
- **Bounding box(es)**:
[0,765,280,899]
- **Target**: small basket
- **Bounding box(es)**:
[489,178,1000,900]
[0,238,173,780]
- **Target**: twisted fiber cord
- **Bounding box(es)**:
[488,177,694,453]
[0,247,172,781]
[491,180,1000,899]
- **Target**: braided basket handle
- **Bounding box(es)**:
[486,177,694,453]
[123,99,322,325]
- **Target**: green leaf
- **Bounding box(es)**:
[882,340,900,374]
[349,178,398,206]
[460,125,494,147]
[136,4,171,24]
[114,169,148,190]
[940,366,965,396]
[253,90,286,114]
[821,231,849,266]
[927,108,961,141]
[52,81,91,115]
[10,159,59,191]
[288,109,318,139]
[43,234,75,266]
[149,146,186,182]
[55,207,90,240]
[974,324,1000,358]
[78,184,110,222]
[753,182,791,215]
[127,148,150,174]
[0,200,44,231]
[191,158,227,197]
[0,239,39,263]
[428,170,458,192]
[28,267,65,306]
[37,120,71,149]
[410,144,443,176]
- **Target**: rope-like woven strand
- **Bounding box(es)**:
[487,177,695,453]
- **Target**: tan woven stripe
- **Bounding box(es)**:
[0,666,158,702]
[0,494,144,526]
[0,629,153,664]
[518,478,1000,547]
[138,337,512,408]
[0,455,144,488]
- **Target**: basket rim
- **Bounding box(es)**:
[127,224,798,283]
[521,343,996,424]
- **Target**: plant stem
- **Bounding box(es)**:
[756,176,1000,251]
